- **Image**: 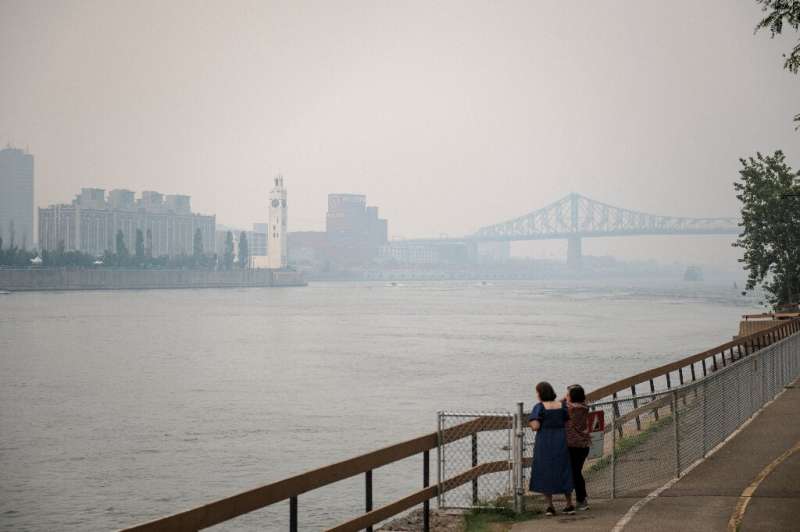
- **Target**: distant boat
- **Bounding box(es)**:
[684,266,704,282]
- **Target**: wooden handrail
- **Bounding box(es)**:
[325,460,510,532]
[586,318,800,402]
[121,317,800,531]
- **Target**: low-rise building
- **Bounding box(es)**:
[38,188,215,257]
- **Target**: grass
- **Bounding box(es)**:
[462,496,543,532]
[585,414,674,476]
[464,506,543,532]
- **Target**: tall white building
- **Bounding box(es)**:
[267,175,288,269]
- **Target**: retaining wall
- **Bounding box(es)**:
[0,268,306,291]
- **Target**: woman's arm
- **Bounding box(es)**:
[528,419,541,431]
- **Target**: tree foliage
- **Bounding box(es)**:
[135,229,145,261]
[223,231,235,270]
[755,0,800,126]
[238,231,249,269]
[733,150,800,308]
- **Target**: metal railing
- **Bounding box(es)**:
[120,318,799,531]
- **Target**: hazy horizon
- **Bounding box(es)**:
[2,0,799,267]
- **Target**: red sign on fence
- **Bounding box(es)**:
[587,411,605,459]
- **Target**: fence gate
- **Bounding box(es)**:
[437,411,515,509]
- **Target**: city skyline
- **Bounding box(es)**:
[3,0,799,268]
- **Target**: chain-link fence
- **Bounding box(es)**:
[438,328,800,511]
[437,411,513,509]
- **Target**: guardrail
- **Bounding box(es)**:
[121,318,800,532]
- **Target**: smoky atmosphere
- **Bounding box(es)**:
[1,1,800,532]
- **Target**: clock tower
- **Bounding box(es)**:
[267,175,288,269]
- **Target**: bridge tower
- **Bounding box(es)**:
[567,236,582,268]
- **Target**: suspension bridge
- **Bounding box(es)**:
[404,193,740,266]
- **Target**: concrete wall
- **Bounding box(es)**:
[0,268,306,291]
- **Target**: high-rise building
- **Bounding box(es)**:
[267,176,288,269]
[0,146,35,249]
[38,189,215,257]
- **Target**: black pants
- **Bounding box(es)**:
[568,446,590,502]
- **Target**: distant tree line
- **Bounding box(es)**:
[0,228,254,271]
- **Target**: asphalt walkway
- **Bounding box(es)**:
[511,380,800,532]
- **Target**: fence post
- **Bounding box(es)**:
[514,402,525,514]
[673,390,680,477]
[471,433,478,505]
[436,412,443,509]
[611,405,617,499]
[290,496,298,532]
[423,450,430,532]
[365,470,373,532]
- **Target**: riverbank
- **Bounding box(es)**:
[0,267,306,291]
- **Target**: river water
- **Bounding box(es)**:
[0,279,758,531]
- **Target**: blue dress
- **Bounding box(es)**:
[529,402,574,494]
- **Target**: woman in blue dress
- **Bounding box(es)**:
[528,381,575,516]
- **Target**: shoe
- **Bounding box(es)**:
[545,506,556,516]
[577,500,590,511]
[563,505,576,515]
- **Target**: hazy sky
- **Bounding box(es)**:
[1,0,798,267]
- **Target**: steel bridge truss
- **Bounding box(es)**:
[473,193,739,241]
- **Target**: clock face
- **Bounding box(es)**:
[271,199,280,207]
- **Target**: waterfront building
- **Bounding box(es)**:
[0,146,35,249]
[267,176,288,269]
[325,193,388,265]
[38,188,215,257]
[249,223,267,257]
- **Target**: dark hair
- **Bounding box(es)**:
[536,381,556,401]
[568,384,586,403]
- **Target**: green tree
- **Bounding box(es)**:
[755,0,800,126]
[238,231,249,269]
[145,229,153,258]
[193,227,204,267]
[135,229,145,262]
[115,230,128,266]
[223,231,234,271]
[733,150,800,308]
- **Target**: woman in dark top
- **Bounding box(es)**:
[528,381,575,516]
[564,384,591,511]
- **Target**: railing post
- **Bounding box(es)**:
[423,450,430,532]
[290,496,298,532]
[650,379,659,421]
[611,404,617,499]
[673,390,680,477]
[612,392,623,438]
[630,385,641,431]
[471,433,478,505]
[365,470,373,532]
[702,379,708,457]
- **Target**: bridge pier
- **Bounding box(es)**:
[567,236,582,268]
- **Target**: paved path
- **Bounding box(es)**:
[512,381,800,532]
